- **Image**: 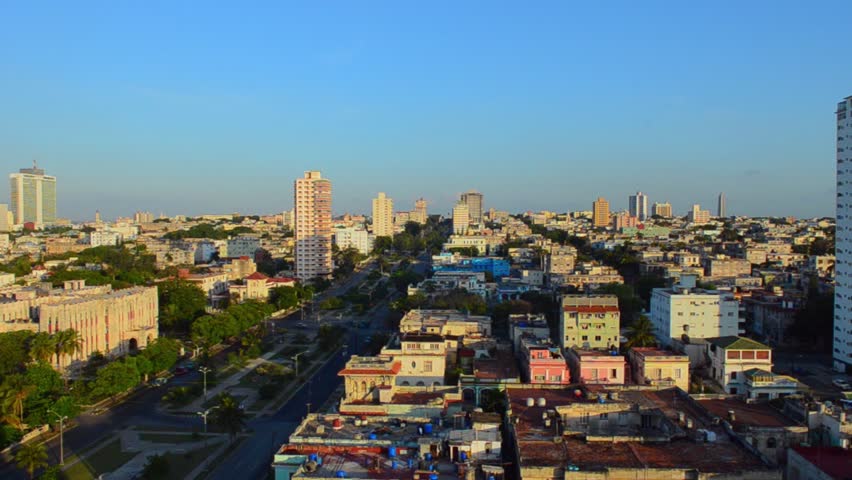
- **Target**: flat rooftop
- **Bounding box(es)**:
[290,415,449,445]
[696,398,800,429]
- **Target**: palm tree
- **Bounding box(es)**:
[625,315,657,349]
[0,375,36,431]
[28,332,56,364]
[14,442,48,479]
[54,329,83,371]
[211,393,246,442]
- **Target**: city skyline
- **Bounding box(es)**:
[1,2,849,219]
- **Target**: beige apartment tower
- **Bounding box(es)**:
[294,171,333,281]
[371,192,394,237]
[414,198,428,224]
[452,202,470,235]
[460,190,483,225]
[592,197,610,228]
[9,162,57,226]
[653,202,673,218]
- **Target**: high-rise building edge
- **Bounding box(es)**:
[835,96,852,372]
[460,190,483,225]
[718,192,726,218]
[628,191,648,221]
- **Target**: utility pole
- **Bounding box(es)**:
[199,366,211,399]
[47,410,68,465]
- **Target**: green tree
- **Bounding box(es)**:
[26,333,56,366]
[0,331,36,376]
[1,375,36,431]
[158,280,207,332]
[141,453,170,479]
[269,286,299,310]
[14,442,47,479]
[90,360,141,399]
[54,329,83,372]
[624,315,657,349]
[140,338,181,374]
[211,393,247,442]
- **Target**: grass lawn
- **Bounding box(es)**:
[157,442,224,480]
[137,432,200,444]
[63,439,137,480]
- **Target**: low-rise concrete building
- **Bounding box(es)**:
[628,347,690,391]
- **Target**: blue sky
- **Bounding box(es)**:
[0,1,849,220]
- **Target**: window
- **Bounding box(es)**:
[582,335,588,341]
[727,350,740,359]
[595,336,602,341]
[767,437,777,449]
[534,375,546,381]
[599,413,608,419]
[730,372,737,380]
[674,369,682,379]
[424,361,433,372]
[411,361,417,369]
[611,369,618,379]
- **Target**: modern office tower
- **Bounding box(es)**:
[294,171,333,281]
[653,202,673,218]
[0,204,9,232]
[9,162,57,226]
[835,95,852,372]
[460,190,483,225]
[95,210,102,224]
[371,192,394,237]
[592,197,610,228]
[628,192,649,220]
[688,204,711,225]
[718,192,727,218]
[414,198,428,224]
[452,201,470,235]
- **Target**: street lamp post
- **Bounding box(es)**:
[197,405,219,445]
[199,366,211,399]
[291,351,306,377]
[47,409,68,465]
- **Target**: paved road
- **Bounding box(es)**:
[206,304,391,480]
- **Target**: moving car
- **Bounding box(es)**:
[832,378,852,390]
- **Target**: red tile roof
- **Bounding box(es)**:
[338,361,401,376]
[245,272,269,280]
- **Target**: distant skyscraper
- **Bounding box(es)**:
[460,190,483,225]
[688,204,710,225]
[653,202,672,218]
[95,210,102,224]
[9,161,57,226]
[628,192,649,221]
[717,192,726,218]
[592,197,610,228]
[371,192,394,237]
[452,202,470,235]
[294,171,333,281]
[835,95,852,372]
[414,198,428,224]
[0,204,10,232]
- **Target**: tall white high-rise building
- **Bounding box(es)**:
[717,192,726,218]
[835,96,852,372]
[460,190,483,225]
[9,162,57,226]
[628,191,648,220]
[371,192,394,237]
[294,171,333,281]
[452,202,470,235]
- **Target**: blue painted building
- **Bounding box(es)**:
[433,257,511,279]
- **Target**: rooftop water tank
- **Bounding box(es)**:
[526,397,535,407]
[537,397,546,407]
[336,471,346,478]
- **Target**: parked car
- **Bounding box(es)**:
[833,378,852,390]
[174,367,189,376]
[151,377,169,387]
